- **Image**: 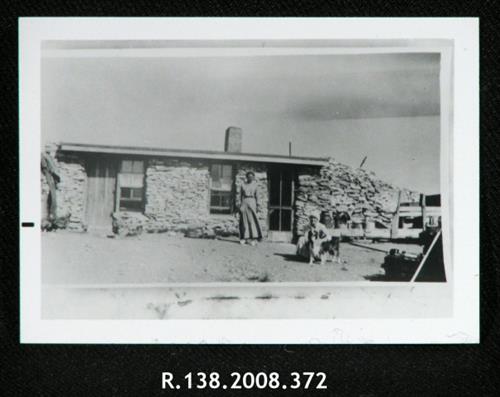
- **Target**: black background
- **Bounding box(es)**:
[1,2,499,395]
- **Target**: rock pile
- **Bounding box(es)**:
[295,159,420,234]
[41,152,87,232]
[112,212,148,236]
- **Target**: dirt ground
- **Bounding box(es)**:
[42,231,423,284]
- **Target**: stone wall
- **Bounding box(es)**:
[133,159,268,237]
[42,149,420,239]
[41,172,50,220]
[144,159,211,232]
[41,151,87,231]
[295,159,420,235]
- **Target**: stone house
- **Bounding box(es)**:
[42,127,421,241]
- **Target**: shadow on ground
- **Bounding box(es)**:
[273,253,304,262]
[364,273,394,281]
[363,272,414,282]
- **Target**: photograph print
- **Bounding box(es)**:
[39,39,450,320]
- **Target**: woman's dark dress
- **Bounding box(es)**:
[239,181,263,240]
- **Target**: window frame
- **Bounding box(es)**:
[209,163,234,215]
[115,159,145,213]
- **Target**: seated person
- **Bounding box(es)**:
[296,211,329,260]
[320,211,334,229]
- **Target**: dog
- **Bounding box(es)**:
[307,228,341,265]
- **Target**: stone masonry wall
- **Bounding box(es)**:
[41,172,50,220]
[109,159,268,236]
[42,149,420,238]
[41,151,87,231]
[144,158,211,232]
[295,159,420,235]
[138,159,268,237]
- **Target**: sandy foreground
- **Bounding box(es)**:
[42,231,422,284]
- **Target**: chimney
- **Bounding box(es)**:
[224,126,242,153]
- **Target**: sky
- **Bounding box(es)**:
[42,50,441,193]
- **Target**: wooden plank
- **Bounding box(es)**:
[291,169,295,233]
[421,193,427,231]
[85,156,117,231]
[410,229,442,282]
[390,190,402,239]
[278,169,282,231]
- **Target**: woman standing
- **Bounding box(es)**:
[238,171,263,245]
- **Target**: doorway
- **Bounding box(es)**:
[85,155,118,232]
[268,166,294,242]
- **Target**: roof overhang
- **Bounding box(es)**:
[58,142,328,167]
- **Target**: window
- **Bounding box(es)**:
[117,160,144,212]
[210,164,233,214]
[399,216,423,229]
[121,160,144,174]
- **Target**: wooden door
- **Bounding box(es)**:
[85,156,118,231]
[268,167,294,242]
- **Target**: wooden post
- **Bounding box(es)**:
[391,190,402,240]
[410,229,442,282]
[289,141,292,157]
[115,168,121,213]
[421,193,427,231]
